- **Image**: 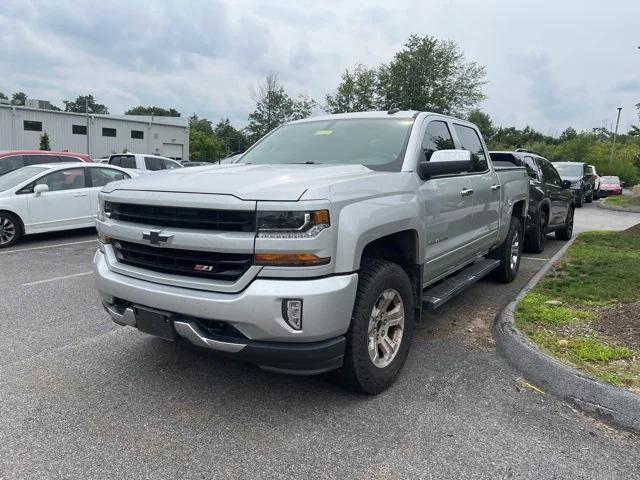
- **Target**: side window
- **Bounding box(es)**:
[58,155,81,163]
[522,156,540,180]
[0,155,24,175]
[540,160,561,187]
[453,124,488,172]
[145,157,165,171]
[422,120,455,161]
[163,159,181,169]
[23,154,59,166]
[36,168,86,191]
[89,168,129,187]
[109,155,136,169]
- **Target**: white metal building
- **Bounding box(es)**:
[0,105,189,160]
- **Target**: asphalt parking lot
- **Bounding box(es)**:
[1,202,639,479]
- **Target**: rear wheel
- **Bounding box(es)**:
[556,206,574,241]
[489,216,523,283]
[524,208,547,254]
[0,212,21,249]
[339,259,415,394]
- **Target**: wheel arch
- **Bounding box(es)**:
[0,209,24,234]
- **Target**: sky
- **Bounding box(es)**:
[0,0,639,135]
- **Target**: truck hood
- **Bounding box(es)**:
[103,163,380,201]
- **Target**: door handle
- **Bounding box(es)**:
[460,188,474,197]
[73,193,89,197]
[491,184,501,191]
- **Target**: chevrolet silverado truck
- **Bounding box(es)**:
[94,111,528,394]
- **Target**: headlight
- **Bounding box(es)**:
[257,210,330,238]
[97,199,112,221]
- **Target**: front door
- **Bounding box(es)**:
[419,119,476,284]
[26,167,93,231]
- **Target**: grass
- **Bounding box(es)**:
[515,230,640,391]
[603,196,640,211]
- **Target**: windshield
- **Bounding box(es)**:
[553,163,583,176]
[0,166,48,192]
[240,118,415,171]
[601,176,620,184]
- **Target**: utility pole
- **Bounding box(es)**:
[609,107,622,164]
[85,97,90,156]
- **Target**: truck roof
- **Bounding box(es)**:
[288,110,421,124]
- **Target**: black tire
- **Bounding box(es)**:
[489,216,523,283]
[0,212,22,249]
[586,191,593,203]
[575,190,584,208]
[555,206,574,241]
[594,191,599,201]
[524,208,547,254]
[339,259,415,394]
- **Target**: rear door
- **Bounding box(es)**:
[25,167,93,231]
[419,119,475,283]
[452,123,500,253]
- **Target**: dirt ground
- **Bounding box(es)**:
[595,302,640,351]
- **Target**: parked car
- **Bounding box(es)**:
[0,150,92,176]
[598,176,623,197]
[94,110,529,393]
[0,163,137,248]
[107,152,183,171]
[182,161,212,167]
[588,165,600,199]
[552,161,595,207]
[490,150,575,253]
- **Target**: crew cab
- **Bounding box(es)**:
[94,111,529,393]
[490,149,575,253]
[108,152,183,172]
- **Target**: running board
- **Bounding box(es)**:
[422,259,500,310]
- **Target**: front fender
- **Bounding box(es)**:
[334,193,421,272]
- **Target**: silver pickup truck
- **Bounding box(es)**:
[94,111,528,393]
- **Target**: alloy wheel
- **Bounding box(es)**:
[0,216,16,246]
[510,229,521,271]
[367,288,405,369]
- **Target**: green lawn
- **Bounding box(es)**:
[603,196,640,211]
[515,230,640,391]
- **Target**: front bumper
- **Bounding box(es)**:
[598,189,621,197]
[94,250,358,373]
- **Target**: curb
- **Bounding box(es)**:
[597,200,640,214]
[493,236,640,432]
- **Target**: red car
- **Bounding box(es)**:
[0,150,93,176]
[598,176,623,197]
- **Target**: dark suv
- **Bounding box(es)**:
[490,150,575,253]
[552,161,595,207]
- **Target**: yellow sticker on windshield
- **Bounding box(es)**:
[314,129,333,136]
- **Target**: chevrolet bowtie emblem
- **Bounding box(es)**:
[142,230,173,245]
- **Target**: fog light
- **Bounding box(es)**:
[282,299,303,330]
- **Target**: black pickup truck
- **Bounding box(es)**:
[490,150,575,253]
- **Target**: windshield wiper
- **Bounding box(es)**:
[289,161,321,165]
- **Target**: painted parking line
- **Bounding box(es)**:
[522,256,552,262]
[21,271,93,287]
[0,239,97,255]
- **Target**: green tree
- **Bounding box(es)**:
[189,114,214,135]
[125,106,181,117]
[11,91,27,106]
[0,91,7,100]
[214,118,249,154]
[39,132,51,151]
[325,64,379,113]
[467,109,495,140]
[63,94,109,114]
[246,74,316,142]
[376,35,486,115]
[189,129,226,161]
[560,127,577,141]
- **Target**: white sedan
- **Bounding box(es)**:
[0,163,137,248]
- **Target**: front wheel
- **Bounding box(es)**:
[555,206,574,241]
[0,212,21,249]
[575,190,584,208]
[339,259,415,394]
[586,191,593,203]
[489,216,523,283]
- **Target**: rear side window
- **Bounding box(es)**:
[145,157,167,171]
[89,167,129,187]
[523,156,541,180]
[453,124,488,172]
[109,155,136,169]
[0,155,24,175]
[422,120,455,161]
[539,159,562,187]
[23,154,59,166]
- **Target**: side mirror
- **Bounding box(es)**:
[33,184,49,195]
[418,150,472,180]
[562,180,572,189]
